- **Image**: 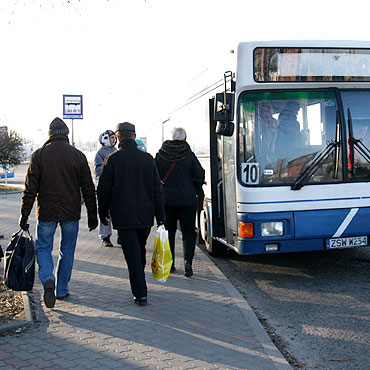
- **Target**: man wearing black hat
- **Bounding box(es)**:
[19,117,98,308]
[97,121,165,306]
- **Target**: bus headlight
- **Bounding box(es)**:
[261,222,284,237]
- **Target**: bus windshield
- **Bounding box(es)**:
[238,90,345,186]
[238,89,370,186]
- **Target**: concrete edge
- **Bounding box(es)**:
[0,190,23,195]
[0,291,33,335]
[196,246,292,370]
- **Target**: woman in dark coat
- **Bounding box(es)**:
[155,127,205,277]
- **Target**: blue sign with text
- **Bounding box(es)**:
[63,95,83,119]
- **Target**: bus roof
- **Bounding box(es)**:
[238,40,370,49]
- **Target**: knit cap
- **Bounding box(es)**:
[49,117,69,136]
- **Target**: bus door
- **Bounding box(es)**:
[222,134,237,244]
[209,89,237,247]
[209,98,226,240]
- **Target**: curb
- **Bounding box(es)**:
[0,291,33,334]
[197,246,292,370]
[0,190,23,195]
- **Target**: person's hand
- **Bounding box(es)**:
[88,218,98,231]
[99,214,110,226]
[19,215,29,231]
[98,209,110,226]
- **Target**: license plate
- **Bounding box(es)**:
[327,236,368,249]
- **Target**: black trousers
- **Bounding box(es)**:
[164,205,196,267]
[118,228,150,299]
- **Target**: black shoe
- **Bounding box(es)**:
[117,236,121,245]
[170,265,176,273]
[184,261,193,278]
[102,237,113,247]
[133,297,147,306]
[56,292,70,300]
[44,278,56,308]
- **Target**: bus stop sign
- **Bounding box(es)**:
[63,95,83,119]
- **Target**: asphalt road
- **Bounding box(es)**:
[201,244,370,370]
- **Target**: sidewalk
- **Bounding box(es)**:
[0,192,292,370]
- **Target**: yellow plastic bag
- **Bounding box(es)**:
[151,225,172,282]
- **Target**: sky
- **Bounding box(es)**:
[1,0,370,149]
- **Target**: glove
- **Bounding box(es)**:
[88,218,98,231]
[98,208,110,226]
[19,215,29,231]
[99,214,110,226]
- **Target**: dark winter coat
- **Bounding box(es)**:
[20,135,97,222]
[97,139,165,230]
[155,140,205,206]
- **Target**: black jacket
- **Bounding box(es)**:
[97,139,165,230]
[21,135,97,222]
[155,140,205,206]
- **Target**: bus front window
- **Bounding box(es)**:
[238,91,343,186]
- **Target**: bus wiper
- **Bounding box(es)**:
[352,139,370,163]
[291,140,340,190]
[292,110,341,190]
[347,109,370,168]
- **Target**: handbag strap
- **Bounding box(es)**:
[161,162,176,184]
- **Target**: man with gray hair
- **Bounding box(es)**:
[97,122,165,306]
[171,127,187,141]
[155,127,205,277]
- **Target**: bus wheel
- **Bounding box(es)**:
[200,201,226,257]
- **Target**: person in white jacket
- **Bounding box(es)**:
[94,130,117,247]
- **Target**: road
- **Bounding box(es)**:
[201,244,370,370]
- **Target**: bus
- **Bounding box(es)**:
[149,40,370,256]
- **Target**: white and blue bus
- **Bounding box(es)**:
[149,40,370,256]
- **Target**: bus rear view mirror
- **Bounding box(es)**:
[215,121,234,136]
[214,92,235,136]
[214,93,234,121]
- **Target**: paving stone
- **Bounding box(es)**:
[0,192,291,370]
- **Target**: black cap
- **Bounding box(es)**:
[116,122,135,133]
[49,117,69,136]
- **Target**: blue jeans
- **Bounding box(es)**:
[35,220,79,297]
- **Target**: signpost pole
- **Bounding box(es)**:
[72,119,74,147]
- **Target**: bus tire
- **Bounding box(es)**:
[200,200,226,257]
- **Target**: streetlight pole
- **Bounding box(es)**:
[162,118,170,143]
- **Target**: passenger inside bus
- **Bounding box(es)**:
[275,101,301,159]
[353,121,370,147]
[257,101,278,164]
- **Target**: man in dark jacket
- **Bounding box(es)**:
[97,122,165,306]
[19,117,98,308]
[155,127,205,277]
